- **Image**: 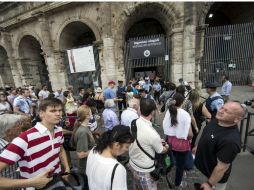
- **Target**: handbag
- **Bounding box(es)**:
[168,136,190,152]
[37,172,83,190]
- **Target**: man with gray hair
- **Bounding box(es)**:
[121,95,140,127]
[102,99,119,131]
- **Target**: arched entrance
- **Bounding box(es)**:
[59,21,100,92]
[18,35,51,89]
[124,18,169,81]
[0,46,14,88]
[200,2,254,86]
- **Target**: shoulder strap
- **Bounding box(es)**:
[111,163,119,190]
[210,95,223,102]
[130,119,154,160]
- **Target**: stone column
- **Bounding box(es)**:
[182,24,196,88]
[1,32,23,87]
[50,50,69,90]
[170,27,184,85]
[100,37,117,88]
[36,14,69,91]
[195,24,208,89]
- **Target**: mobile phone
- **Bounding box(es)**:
[194,183,202,190]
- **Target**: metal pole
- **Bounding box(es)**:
[243,112,251,152]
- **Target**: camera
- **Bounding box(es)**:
[244,99,254,106]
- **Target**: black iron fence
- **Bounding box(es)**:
[200,22,254,87]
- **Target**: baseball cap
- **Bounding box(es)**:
[108,80,116,85]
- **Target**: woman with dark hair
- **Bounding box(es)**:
[86,125,134,190]
[162,93,193,189]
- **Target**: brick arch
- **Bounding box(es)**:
[16,31,43,57]
[55,17,101,50]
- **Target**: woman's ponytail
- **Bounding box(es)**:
[169,102,178,126]
[169,93,185,127]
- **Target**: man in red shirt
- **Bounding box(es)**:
[0,98,70,190]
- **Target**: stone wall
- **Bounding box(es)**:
[0,2,208,90]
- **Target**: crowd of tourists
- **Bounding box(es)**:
[0,74,247,190]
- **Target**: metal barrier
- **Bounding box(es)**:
[240,112,254,152]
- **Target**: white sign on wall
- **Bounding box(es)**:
[67,46,96,73]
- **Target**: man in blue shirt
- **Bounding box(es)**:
[103,80,116,100]
[205,82,224,119]
[142,79,152,93]
[13,88,33,116]
[152,80,161,104]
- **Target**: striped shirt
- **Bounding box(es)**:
[0,122,64,190]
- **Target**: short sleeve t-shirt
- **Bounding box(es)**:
[195,119,241,183]
[86,149,127,190]
[13,96,31,114]
[74,126,95,174]
[103,88,116,100]
[38,90,50,99]
[129,117,163,172]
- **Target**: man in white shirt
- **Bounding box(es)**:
[128,98,169,190]
[38,85,50,101]
[220,75,232,103]
[121,96,140,127]
[54,88,65,102]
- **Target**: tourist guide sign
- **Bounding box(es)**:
[129,36,165,59]
[67,45,96,73]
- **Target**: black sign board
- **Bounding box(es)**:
[129,37,165,59]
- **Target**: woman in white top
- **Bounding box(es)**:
[163,93,193,188]
[86,125,134,190]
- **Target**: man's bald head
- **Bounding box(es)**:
[216,101,246,126]
[229,102,247,118]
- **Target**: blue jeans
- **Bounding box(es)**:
[172,150,189,186]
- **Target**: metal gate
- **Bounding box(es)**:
[64,45,101,93]
[200,22,254,87]
[124,34,170,81]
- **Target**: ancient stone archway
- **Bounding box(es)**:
[115,2,180,46]
[113,2,181,81]
[196,2,213,27]
[0,45,15,88]
[59,21,96,50]
[114,2,181,81]
[56,19,100,50]
[18,35,51,88]
[58,21,100,92]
